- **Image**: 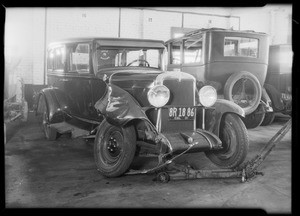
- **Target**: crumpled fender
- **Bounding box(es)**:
[204,99,245,136]
[94,83,150,126]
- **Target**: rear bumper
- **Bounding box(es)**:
[160,129,222,154]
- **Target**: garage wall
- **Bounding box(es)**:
[230,5,292,45]
[183,13,232,29]
[4,6,292,100]
[47,8,120,42]
[143,10,182,40]
[120,8,143,38]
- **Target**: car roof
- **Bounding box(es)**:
[165,27,268,44]
[48,37,165,49]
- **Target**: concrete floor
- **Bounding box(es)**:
[5,112,291,212]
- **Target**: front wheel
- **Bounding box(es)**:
[94,120,136,177]
[205,113,249,169]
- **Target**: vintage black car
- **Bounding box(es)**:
[263,44,292,124]
[165,28,272,128]
[36,37,249,177]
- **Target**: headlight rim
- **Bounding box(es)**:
[147,84,170,108]
[198,85,217,107]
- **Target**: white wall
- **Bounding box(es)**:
[47,7,120,42]
[4,6,292,99]
[120,8,143,38]
[230,5,292,44]
[143,9,182,40]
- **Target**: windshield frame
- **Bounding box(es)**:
[94,45,165,73]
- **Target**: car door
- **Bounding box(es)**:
[64,42,95,120]
[167,40,183,72]
[181,35,206,82]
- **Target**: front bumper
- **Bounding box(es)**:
[159,129,223,154]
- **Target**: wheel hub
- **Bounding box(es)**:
[105,131,122,158]
[107,137,120,157]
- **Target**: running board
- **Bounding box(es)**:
[50,122,90,138]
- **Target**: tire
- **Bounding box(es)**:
[94,120,136,177]
[260,111,275,126]
[264,83,285,112]
[205,113,249,169]
[224,71,262,115]
[37,95,58,141]
[242,103,265,129]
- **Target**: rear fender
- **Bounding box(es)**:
[204,99,245,136]
[94,83,151,127]
[36,88,71,124]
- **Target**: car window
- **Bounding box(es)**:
[183,36,203,64]
[224,37,259,58]
[70,43,90,73]
[47,46,65,72]
[96,47,162,70]
[169,41,181,64]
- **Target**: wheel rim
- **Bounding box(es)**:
[232,78,257,109]
[216,120,237,159]
[101,129,124,166]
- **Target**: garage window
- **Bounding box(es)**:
[224,37,259,58]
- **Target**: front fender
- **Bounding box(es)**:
[204,99,245,136]
[94,83,149,126]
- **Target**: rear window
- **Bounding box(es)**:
[224,37,259,58]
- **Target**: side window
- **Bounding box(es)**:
[224,37,258,58]
[169,41,181,64]
[47,46,65,72]
[70,43,90,73]
[183,36,203,64]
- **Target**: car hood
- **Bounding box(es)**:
[96,67,163,90]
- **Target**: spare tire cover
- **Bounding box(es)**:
[224,71,262,115]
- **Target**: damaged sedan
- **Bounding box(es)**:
[35,37,249,177]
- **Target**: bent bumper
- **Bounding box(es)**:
[160,129,222,154]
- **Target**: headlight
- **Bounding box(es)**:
[147,85,170,108]
[199,85,217,107]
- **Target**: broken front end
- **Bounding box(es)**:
[94,71,249,177]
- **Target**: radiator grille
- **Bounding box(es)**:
[161,79,195,132]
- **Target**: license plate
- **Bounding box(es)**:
[168,107,195,120]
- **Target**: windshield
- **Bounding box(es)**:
[96,47,163,70]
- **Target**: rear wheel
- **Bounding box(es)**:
[37,95,58,141]
[242,103,265,129]
[205,113,249,169]
[94,120,136,177]
[261,111,275,126]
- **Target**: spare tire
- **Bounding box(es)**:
[224,71,262,115]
